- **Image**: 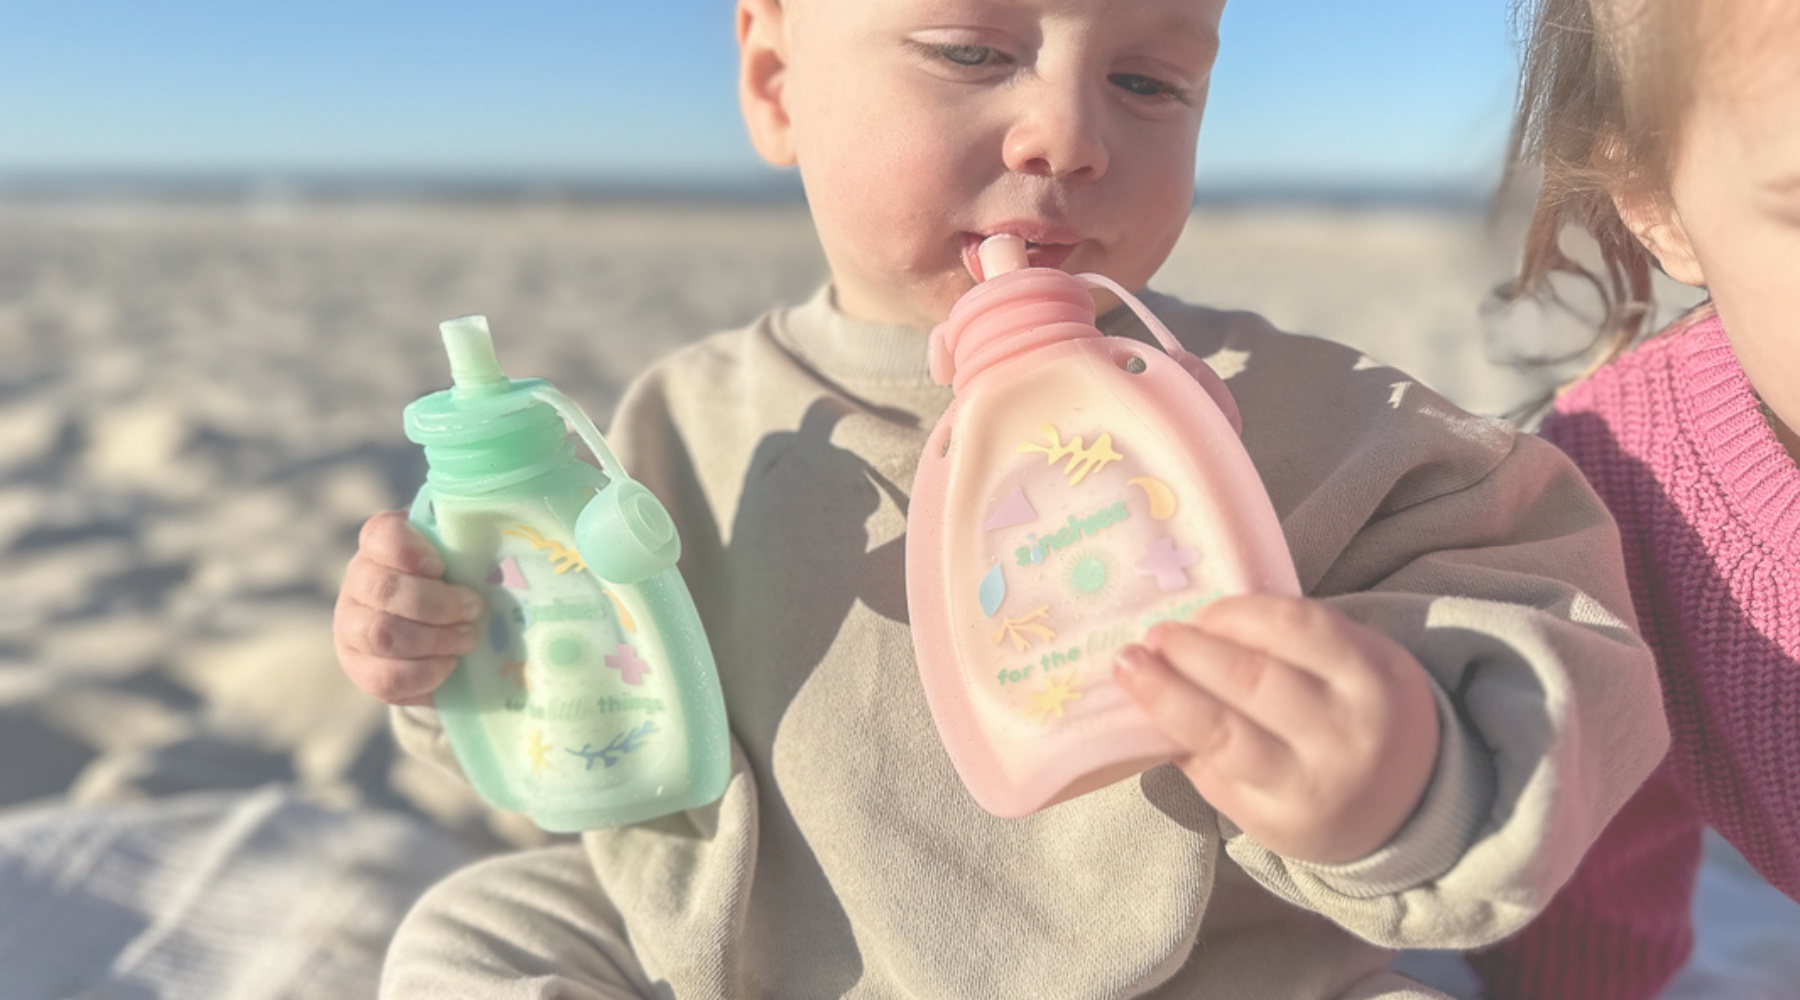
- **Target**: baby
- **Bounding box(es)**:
[335,0,1668,996]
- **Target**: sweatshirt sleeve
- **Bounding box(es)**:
[391,702,462,778]
[1195,317,1669,951]
[1465,761,1701,1000]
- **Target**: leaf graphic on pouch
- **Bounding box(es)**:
[978,562,1007,617]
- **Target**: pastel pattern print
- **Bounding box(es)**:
[906,237,1300,818]
[404,315,729,833]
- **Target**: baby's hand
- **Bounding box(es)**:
[334,510,483,706]
[1114,594,1439,865]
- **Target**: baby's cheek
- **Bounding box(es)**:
[834,119,955,236]
[822,131,972,302]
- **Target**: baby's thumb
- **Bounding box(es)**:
[361,509,446,578]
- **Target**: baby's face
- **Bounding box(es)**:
[770,0,1225,329]
[1662,0,1800,441]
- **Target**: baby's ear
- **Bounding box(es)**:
[1595,130,1704,287]
[1610,181,1706,288]
[738,0,796,167]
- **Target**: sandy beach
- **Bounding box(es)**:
[4,194,1788,998]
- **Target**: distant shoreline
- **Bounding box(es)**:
[0,171,1494,213]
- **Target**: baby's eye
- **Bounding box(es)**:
[1109,72,1185,102]
[932,43,1002,67]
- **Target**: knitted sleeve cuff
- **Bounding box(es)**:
[1282,682,1492,898]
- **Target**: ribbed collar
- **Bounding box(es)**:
[768,285,938,387]
[1675,315,1800,562]
[766,284,1155,389]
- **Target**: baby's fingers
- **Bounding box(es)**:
[337,647,458,706]
[336,598,477,662]
[1141,621,1333,737]
[359,509,446,578]
[332,598,475,705]
[1194,594,1403,691]
[1114,645,1291,787]
[342,555,482,626]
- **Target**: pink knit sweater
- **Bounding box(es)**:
[1469,313,1800,1000]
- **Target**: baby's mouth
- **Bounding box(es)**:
[962,232,1079,282]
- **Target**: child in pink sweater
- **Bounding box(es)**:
[1469,0,1800,997]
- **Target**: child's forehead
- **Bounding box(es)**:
[1701,0,1800,97]
[1602,0,1798,76]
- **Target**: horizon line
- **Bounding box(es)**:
[0,169,1498,212]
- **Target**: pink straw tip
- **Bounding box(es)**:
[977,235,1030,280]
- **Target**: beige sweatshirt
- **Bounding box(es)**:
[395,287,1668,999]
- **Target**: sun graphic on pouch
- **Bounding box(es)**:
[1065,548,1120,602]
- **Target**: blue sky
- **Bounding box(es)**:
[0,1,1521,193]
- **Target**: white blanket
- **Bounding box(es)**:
[0,787,480,1000]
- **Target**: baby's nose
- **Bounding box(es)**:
[1002,91,1109,181]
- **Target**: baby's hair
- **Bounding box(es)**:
[1499,0,1709,388]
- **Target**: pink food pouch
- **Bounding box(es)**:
[907,236,1300,817]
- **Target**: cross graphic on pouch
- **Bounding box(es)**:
[605,644,652,686]
[1137,537,1199,591]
